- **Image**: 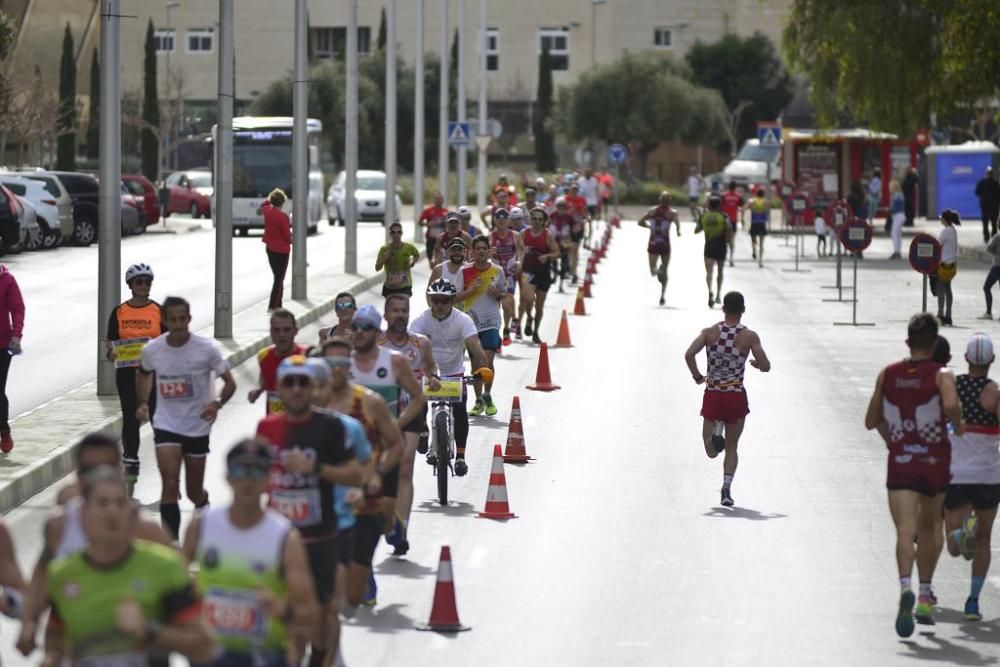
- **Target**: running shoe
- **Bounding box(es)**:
[708,293,714,309]
[720,487,734,507]
[532,332,542,345]
[362,572,377,606]
[659,296,666,306]
[960,514,978,560]
[426,450,437,467]
[503,330,512,346]
[715,295,722,305]
[417,431,429,454]
[124,459,140,497]
[393,538,410,557]
[484,395,498,416]
[712,421,725,453]
[896,589,915,637]
[511,320,521,338]
[525,317,534,337]
[386,517,405,547]
[0,430,12,454]
[915,596,935,625]
[470,400,485,416]
[454,458,468,476]
[979,313,993,320]
[964,596,982,621]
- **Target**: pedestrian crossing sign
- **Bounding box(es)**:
[448,122,471,147]
[757,123,781,146]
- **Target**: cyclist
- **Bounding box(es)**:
[942,332,1000,622]
[182,439,317,667]
[44,466,215,664]
[417,191,449,269]
[481,188,510,231]
[743,188,770,268]
[638,192,681,306]
[104,262,166,492]
[548,198,575,293]
[379,295,439,555]
[463,236,507,417]
[433,212,473,265]
[490,208,524,344]
[137,296,237,539]
[375,221,421,298]
[249,308,305,415]
[516,207,561,345]
[696,196,732,308]
[410,278,492,475]
[687,166,703,221]
[256,355,364,667]
[564,183,589,283]
[864,313,963,635]
[318,292,357,344]
[684,292,771,508]
[721,181,745,267]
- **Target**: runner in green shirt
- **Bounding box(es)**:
[696,195,733,308]
[376,222,421,298]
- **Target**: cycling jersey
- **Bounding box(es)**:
[410,308,477,377]
[48,541,201,665]
[257,344,306,414]
[140,334,229,437]
[106,301,165,369]
[460,263,505,333]
[350,346,403,417]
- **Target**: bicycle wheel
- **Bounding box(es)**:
[434,409,450,506]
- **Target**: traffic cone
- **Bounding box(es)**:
[588,256,598,275]
[415,546,471,632]
[611,214,621,228]
[477,445,517,519]
[552,310,573,348]
[572,289,588,316]
[502,396,533,462]
[582,277,593,298]
[526,342,561,391]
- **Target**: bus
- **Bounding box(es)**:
[211,116,324,236]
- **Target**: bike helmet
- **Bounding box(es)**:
[509,207,525,220]
[125,263,154,285]
[427,278,458,298]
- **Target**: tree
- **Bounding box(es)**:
[448,28,458,118]
[86,48,99,159]
[141,20,159,180]
[686,33,792,155]
[376,7,387,51]
[56,23,76,171]
[534,48,556,172]
[0,4,16,121]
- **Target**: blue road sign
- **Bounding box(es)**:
[448,122,471,147]
[758,123,781,146]
[608,143,627,164]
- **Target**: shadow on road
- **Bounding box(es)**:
[347,602,417,634]
[936,607,1000,645]
[702,506,787,520]
[413,499,478,518]
[375,557,437,579]
[899,633,998,665]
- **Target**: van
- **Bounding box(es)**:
[722,139,782,189]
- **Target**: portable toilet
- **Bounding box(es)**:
[926,141,1000,219]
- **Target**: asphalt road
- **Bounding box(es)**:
[3,219,1000,665]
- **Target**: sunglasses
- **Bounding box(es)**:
[280,375,312,388]
[325,356,352,368]
[228,464,269,480]
[389,230,402,236]
[351,322,378,332]
[130,278,151,286]
[335,302,356,311]
[531,215,546,221]
[431,297,452,305]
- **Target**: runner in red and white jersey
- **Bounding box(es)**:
[481,188,511,231]
[721,182,745,267]
[490,211,524,344]
[418,191,450,270]
[433,212,473,265]
[517,207,561,345]
[638,192,681,306]
[548,198,576,292]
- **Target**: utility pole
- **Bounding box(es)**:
[214,0,234,339]
[291,0,308,298]
[384,0,397,240]
[163,0,180,177]
[438,0,448,204]
[345,0,359,273]
[413,0,425,242]
[476,0,486,212]
[97,0,122,395]
[591,0,606,68]
[456,0,466,205]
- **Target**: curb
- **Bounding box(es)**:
[144,221,203,235]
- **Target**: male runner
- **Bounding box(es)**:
[564,183,589,282]
[481,188,510,230]
[105,262,165,491]
[256,355,364,667]
[428,237,475,306]
[463,236,507,416]
[687,166,703,221]
[638,192,681,306]
[578,169,601,246]
[942,332,1000,622]
[684,292,771,507]
[864,313,963,636]
[519,189,540,227]
[744,188,770,268]
[457,205,481,238]
[696,196,732,308]
[490,209,524,343]
[516,207,561,345]
[182,439,317,667]
[137,296,237,539]
[417,191,449,269]
[433,212,473,265]
[548,198,576,292]
[249,308,305,415]
[0,518,24,621]
[721,181,745,267]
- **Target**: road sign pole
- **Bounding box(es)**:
[923,273,928,313]
[384,0,397,240]
[438,0,449,204]
[834,253,875,326]
[782,214,811,274]
[291,0,308,299]
[345,0,359,273]
[456,0,466,206]
[476,0,487,212]
[214,0,234,339]
[413,0,425,243]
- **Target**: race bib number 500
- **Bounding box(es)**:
[158,374,194,399]
[204,588,266,638]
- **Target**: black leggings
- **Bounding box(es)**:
[116,367,156,462]
[267,249,290,309]
[452,399,469,457]
[0,351,10,432]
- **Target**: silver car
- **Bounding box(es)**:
[0,175,62,248]
[326,170,403,226]
[13,170,74,240]
[13,197,41,251]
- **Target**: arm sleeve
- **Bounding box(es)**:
[106,305,120,340]
[7,275,24,339]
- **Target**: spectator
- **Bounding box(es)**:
[902,166,919,227]
[0,265,23,453]
[868,168,882,227]
[847,181,868,259]
[261,188,291,311]
[889,180,905,259]
[975,166,1000,243]
[375,221,420,298]
[980,229,1000,320]
[935,209,960,326]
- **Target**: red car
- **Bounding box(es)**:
[123,174,160,226]
[162,170,212,218]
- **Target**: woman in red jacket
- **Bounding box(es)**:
[262,188,292,310]
[0,265,24,453]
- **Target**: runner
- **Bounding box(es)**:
[410,278,492,475]
[721,181,745,268]
[638,192,680,306]
[417,191,449,269]
[490,209,524,343]
[318,292,356,344]
[518,190,540,228]
[249,308,305,415]
[516,207,561,345]
[428,238,474,306]
[548,198,575,293]
[375,221,421,298]
[379,295,440,555]
[104,262,166,492]
[864,313,963,636]
[684,291,771,507]
[182,439,317,667]
[458,205,481,238]
[696,196,732,308]
[256,355,364,667]
[480,189,510,231]
[433,212,473,265]
[462,236,506,417]
[0,518,24,622]
[687,166,703,221]
[493,174,518,206]
[942,332,1000,622]
[44,466,215,664]
[578,168,601,247]
[743,188,770,268]
[137,296,237,539]
[564,183,589,283]
[508,205,526,235]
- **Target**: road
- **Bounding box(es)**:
[2,219,1000,665]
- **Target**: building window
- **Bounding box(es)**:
[654,27,672,49]
[186,28,213,53]
[486,28,499,71]
[312,27,371,60]
[538,28,569,70]
[154,29,175,53]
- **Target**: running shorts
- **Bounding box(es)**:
[524,269,552,293]
[750,223,767,238]
[478,328,502,352]
[944,483,1000,510]
[402,403,428,434]
[153,429,210,457]
[704,237,728,262]
[381,284,413,298]
[350,514,383,567]
[886,448,951,497]
[587,205,600,219]
[336,527,353,566]
[647,241,670,255]
[380,465,400,499]
[504,271,518,295]
[700,389,749,424]
[570,229,584,243]
[306,535,339,604]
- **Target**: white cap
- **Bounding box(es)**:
[457,205,471,217]
[510,206,525,219]
[966,332,995,366]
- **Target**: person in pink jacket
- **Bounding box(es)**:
[0,265,24,453]
[262,188,292,311]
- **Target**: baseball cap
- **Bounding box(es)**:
[966,332,995,365]
[510,207,525,220]
[447,237,467,250]
[493,208,510,221]
[352,303,382,329]
[445,212,462,224]
[457,205,471,217]
[226,438,272,470]
[722,291,745,314]
[307,356,331,383]
[277,355,315,382]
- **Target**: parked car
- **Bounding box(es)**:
[0,174,62,248]
[13,196,41,251]
[13,170,74,241]
[0,185,25,254]
[119,183,142,235]
[326,170,403,226]
[45,171,100,245]
[123,174,160,226]
[163,170,212,218]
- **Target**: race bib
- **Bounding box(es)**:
[424,378,463,402]
[79,652,147,667]
[266,391,285,415]
[158,374,194,399]
[386,271,407,287]
[113,338,149,369]
[271,487,322,527]
[204,588,266,638]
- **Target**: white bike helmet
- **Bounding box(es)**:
[426,278,458,297]
[125,263,154,285]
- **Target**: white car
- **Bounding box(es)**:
[14,197,41,251]
[13,170,75,240]
[0,175,62,248]
[327,170,403,226]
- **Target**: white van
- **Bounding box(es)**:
[722,139,782,188]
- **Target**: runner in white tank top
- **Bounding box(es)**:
[428,237,468,308]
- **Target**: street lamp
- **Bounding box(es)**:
[164,1,180,175]
[591,0,606,68]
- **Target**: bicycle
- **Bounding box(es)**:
[423,375,476,506]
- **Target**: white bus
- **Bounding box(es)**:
[212,116,324,236]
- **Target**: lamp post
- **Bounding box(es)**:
[163,0,180,176]
[590,0,606,68]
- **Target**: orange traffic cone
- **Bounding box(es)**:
[502,396,533,462]
[588,256,598,275]
[611,214,621,228]
[526,342,561,391]
[477,445,517,519]
[415,546,471,632]
[582,278,593,298]
[573,289,588,316]
[552,310,574,348]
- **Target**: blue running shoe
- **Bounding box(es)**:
[362,572,377,606]
[896,589,915,638]
[386,518,404,547]
[965,596,982,621]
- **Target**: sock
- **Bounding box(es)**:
[456,447,465,459]
[971,575,985,599]
[160,502,180,540]
[951,528,963,548]
[919,581,932,599]
[900,576,912,591]
[308,650,326,667]
[722,474,734,491]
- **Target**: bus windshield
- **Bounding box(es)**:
[232,143,292,199]
[736,143,781,163]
